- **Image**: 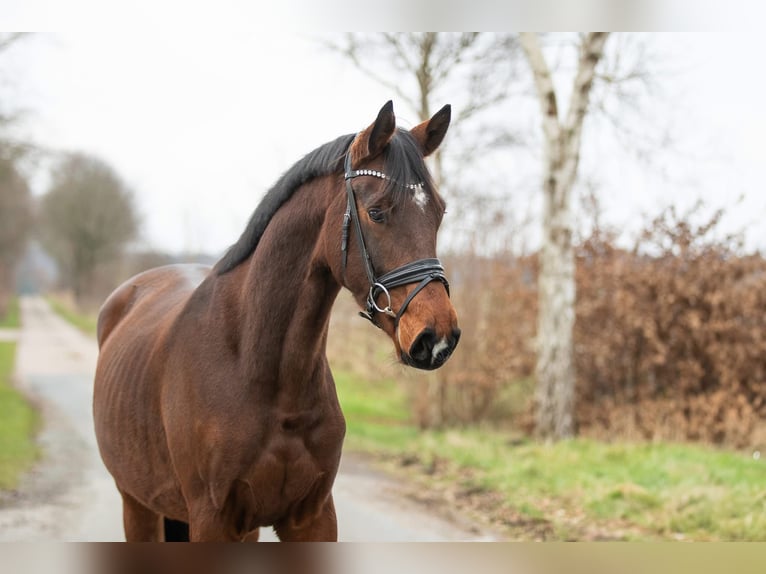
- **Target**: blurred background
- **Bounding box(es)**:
[1,30,766,542]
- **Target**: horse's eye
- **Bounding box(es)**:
[368,208,386,223]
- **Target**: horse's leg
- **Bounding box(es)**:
[274,495,338,542]
[186,500,240,542]
[119,490,163,542]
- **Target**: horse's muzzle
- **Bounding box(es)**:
[402,327,461,370]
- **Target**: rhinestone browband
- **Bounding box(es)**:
[348,169,423,191]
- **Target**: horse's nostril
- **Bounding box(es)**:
[409,328,436,363]
[405,327,460,370]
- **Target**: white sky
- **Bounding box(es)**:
[2,30,765,255]
[2,31,396,253]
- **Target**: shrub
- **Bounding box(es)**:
[575,205,766,446]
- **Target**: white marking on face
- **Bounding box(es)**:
[412,185,429,212]
[431,337,450,365]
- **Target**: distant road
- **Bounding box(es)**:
[0,296,496,542]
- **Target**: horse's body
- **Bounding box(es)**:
[94,102,459,541]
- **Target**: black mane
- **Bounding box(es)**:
[215,130,433,275]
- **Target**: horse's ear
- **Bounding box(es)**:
[351,101,396,164]
[410,104,451,157]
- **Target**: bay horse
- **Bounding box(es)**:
[93,101,460,541]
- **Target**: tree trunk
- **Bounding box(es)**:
[535,139,577,438]
[521,32,609,440]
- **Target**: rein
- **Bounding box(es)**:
[341,149,450,329]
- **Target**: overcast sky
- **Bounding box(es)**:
[2,30,764,255]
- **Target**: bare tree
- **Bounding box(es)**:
[0,157,32,314]
[39,153,139,305]
[520,32,610,440]
[0,32,34,314]
[330,33,520,186]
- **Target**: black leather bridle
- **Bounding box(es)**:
[341,149,450,329]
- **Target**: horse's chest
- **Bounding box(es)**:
[233,438,335,525]
[204,408,346,531]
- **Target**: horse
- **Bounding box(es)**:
[93,101,461,541]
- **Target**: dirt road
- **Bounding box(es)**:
[0,296,495,541]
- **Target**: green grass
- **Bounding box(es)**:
[334,370,766,541]
[46,296,98,336]
[0,342,40,489]
[0,297,20,328]
[334,371,419,451]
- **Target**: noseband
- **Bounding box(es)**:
[341,150,450,329]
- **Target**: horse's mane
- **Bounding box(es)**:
[215,129,433,275]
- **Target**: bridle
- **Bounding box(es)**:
[341,148,450,329]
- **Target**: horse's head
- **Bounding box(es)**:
[327,101,460,370]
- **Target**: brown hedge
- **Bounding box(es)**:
[329,203,766,446]
[575,206,766,446]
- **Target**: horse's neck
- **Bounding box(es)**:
[231,180,340,399]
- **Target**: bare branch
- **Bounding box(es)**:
[563,33,610,134]
[429,33,481,86]
[0,33,28,53]
[381,32,418,74]
[456,88,511,124]
[520,32,561,142]
[323,34,419,114]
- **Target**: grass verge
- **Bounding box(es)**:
[0,297,20,329]
[334,370,766,541]
[0,341,39,490]
[46,295,98,337]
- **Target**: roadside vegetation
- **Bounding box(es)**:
[0,296,19,328]
[0,302,39,490]
[46,294,98,336]
[334,370,766,541]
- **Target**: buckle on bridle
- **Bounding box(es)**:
[369,282,396,318]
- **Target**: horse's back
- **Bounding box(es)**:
[97,264,210,348]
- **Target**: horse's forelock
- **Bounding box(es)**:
[380,130,435,205]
